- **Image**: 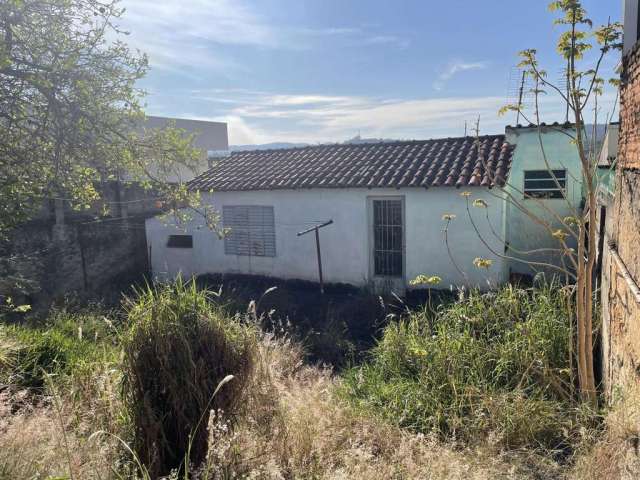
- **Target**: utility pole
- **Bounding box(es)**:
[516,69,526,125]
[297,220,334,293]
[565,59,571,123]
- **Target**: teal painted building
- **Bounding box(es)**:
[501,122,615,280]
[503,124,584,278]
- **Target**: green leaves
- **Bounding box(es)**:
[594,22,623,50]
[0,0,204,235]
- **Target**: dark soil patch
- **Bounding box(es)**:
[196,273,424,367]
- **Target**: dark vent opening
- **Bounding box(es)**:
[167,235,193,248]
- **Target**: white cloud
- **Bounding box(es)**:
[118,0,410,75]
[177,89,507,143]
[164,87,618,145]
[219,115,273,145]
[361,35,410,49]
[119,0,275,73]
[433,61,489,91]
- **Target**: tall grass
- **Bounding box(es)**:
[0,282,616,479]
[0,308,123,479]
[0,308,119,391]
[342,284,595,451]
[121,278,257,478]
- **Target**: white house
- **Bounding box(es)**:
[146,135,514,293]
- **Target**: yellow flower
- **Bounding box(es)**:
[473,199,488,208]
[410,275,442,286]
[442,213,456,221]
[473,258,493,269]
[552,229,569,241]
[460,191,472,197]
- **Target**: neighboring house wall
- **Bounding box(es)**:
[601,38,640,395]
[504,125,582,278]
[597,124,619,195]
[146,188,508,291]
[624,0,639,55]
[0,117,229,310]
[0,183,151,311]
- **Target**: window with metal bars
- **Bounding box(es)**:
[223,205,276,257]
[373,199,403,277]
[523,169,567,199]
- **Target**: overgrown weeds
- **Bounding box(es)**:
[342,284,597,452]
[196,332,561,479]
[1,281,634,479]
[121,278,257,478]
[0,307,119,391]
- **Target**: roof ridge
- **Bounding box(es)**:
[230,134,507,156]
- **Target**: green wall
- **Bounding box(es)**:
[504,125,583,278]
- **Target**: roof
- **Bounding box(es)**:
[506,121,575,130]
[188,134,514,192]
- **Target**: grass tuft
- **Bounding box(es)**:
[121,278,257,478]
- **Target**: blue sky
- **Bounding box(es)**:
[119,0,622,145]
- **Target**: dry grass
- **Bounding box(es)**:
[570,384,640,480]
[0,330,124,480]
[0,390,117,480]
[201,333,562,479]
[0,333,561,480]
[2,324,638,480]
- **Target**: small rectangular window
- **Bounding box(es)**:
[167,235,193,248]
[524,169,567,199]
[223,205,276,257]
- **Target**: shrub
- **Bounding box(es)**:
[342,284,593,451]
[121,279,257,478]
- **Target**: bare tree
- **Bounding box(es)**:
[507,2,620,404]
[420,1,622,404]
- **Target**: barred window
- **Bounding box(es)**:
[524,169,567,199]
[223,205,276,257]
[373,199,403,277]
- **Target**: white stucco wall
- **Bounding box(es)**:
[504,126,582,277]
[146,187,508,292]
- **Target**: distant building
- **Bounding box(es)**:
[142,116,229,183]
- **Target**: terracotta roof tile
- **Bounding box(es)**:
[189,135,514,192]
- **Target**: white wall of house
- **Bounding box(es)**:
[146,187,508,292]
